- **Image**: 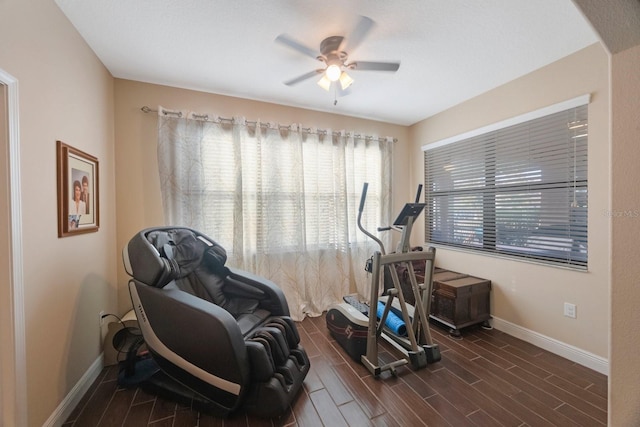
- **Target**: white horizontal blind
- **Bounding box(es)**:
[424,103,588,268]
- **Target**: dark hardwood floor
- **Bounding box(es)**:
[64,315,607,426]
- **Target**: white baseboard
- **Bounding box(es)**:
[43,353,104,427]
[491,316,608,376]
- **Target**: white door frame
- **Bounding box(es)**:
[0,68,27,427]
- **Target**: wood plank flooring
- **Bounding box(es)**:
[63,315,607,426]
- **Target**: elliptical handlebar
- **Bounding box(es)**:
[358,182,368,213]
[357,182,387,255]
[414,184,423,203]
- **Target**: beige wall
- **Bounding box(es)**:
[409,43,610,358]
[113,79,410,311]
[0,1,117,426]
[610,42,640,426]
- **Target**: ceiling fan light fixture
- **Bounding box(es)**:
[325,64,342,81]
[339,71,354,90]
[275,16,399,98]
[317,75,332,91]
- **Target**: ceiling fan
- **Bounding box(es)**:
[275,16,400,95]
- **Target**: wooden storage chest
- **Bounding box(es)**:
[430,268,491,336]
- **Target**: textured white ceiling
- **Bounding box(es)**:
[55,0,598,125]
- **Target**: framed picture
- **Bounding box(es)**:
[57,140,99,237]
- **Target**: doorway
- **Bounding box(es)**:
[0,68,26,427]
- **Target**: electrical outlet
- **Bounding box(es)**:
[563,303,576,319]
[99,310,106,326]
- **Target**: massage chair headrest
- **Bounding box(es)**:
[122,226,228,288]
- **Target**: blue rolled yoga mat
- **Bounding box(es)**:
[377,302,407,336]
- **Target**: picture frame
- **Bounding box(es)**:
[57,140,99,237]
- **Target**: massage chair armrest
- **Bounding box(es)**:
[226,267,290,316]
[129,281,251,389]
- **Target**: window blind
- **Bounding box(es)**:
[423,101,588,268]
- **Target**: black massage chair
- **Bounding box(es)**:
[121,226,310,417]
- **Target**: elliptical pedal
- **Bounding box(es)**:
[343,295,369,316]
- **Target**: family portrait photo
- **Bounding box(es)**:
[57,140,99,237]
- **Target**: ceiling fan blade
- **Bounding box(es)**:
[352,61,400,72]
[275,34,318,59]
[284,69,323,86]
[340,15,375,53]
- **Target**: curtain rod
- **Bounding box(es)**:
[140,106,397,143]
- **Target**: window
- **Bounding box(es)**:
[196,129,389,255]
[423,97,588,268]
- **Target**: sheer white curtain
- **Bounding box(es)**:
[157,109,393,320]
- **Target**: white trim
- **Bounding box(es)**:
[42,355,104,427]
[422,94,592,151]
[0,68,27,427]
[491,316,608,375]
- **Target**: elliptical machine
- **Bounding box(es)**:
[326,183,441,376]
